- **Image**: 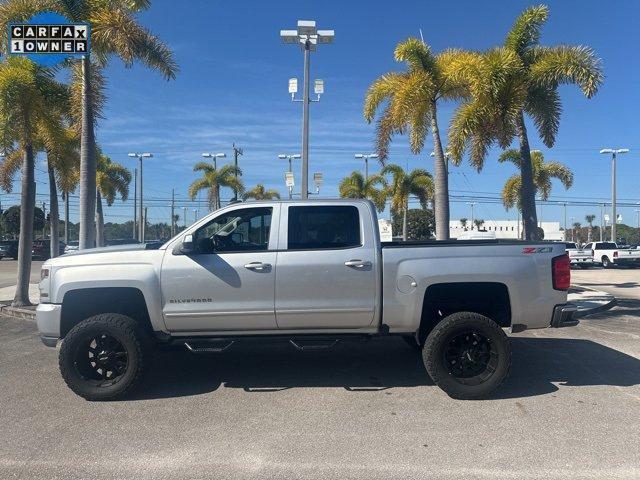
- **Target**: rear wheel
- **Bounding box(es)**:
[601,256,611,268]
[59,313,152,401]
[422,312,511,400]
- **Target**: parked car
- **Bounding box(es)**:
[32,239,65,260]
[64,241,79,254]
[37,199,575,401]
[0,240,19,259]
[563,242,594,268]
[584,241,640,268]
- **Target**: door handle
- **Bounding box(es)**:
[344,259,372,268]
[244,262,271,270]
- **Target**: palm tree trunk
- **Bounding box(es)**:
[95,191,105,247]
[402,204,408,241]
[13,145,35,307]
[515,112,539,241]
[430,101,450,240]
[47,157,60,258]
[79,55,96,250]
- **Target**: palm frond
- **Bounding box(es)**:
[504,4,549,58]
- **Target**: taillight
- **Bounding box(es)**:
[552,254,571,291]
[614,251,618,258]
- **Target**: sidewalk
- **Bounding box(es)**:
[0,282,616,322]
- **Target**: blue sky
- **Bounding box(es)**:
[17,0,640,230]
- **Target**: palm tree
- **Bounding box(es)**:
[449,5,602,240]
[243,184,281,201]
[459,218,468,230]
[338,171,387,212]
[380,165,433,241]
[364,38,472,240]
[500,150,573,214]
[95,153,131,247]
[0,57,68,306]
[474,219,485,231]
[573,222,582,243]
[0,1,178,250]
[189,163,244,211]
[585,214,596,242]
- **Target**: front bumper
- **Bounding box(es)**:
[550,303,579,328]
[36,303,62,347]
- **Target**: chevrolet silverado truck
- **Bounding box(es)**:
[564,242,594,268]
[584,241,640,268]
[37,200,576,401]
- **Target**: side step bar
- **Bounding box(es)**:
[289,338,340,351]
[184,340,235,353]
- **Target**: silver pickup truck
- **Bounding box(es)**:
[37,199,576,401]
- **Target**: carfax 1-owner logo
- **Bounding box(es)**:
[7,11,90,67]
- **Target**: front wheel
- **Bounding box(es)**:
[59,313,152,401]
[422,312,511,400]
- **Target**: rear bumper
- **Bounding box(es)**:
[570,257,593,264]
[550,303,579,328]
[36,303,62,347]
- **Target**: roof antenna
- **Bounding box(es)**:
[419,28,425,44]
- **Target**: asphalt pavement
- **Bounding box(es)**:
[0,258,42,288]
[0,267,638,479]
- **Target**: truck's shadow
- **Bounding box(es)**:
[131,333,640,401]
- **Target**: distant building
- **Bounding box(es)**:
[450,220,564,241]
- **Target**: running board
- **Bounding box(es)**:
[289,338,340,351]
[184,340,235,353]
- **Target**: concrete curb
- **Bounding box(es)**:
[0,304,36,320]
[570,285,617,319]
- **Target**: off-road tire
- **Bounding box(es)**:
[59,313,152,401]
[422,311,511,400]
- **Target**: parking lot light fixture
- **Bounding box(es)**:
[354,153,379,181]
[281,20,334,200]
[202,152,226,169]
[279,154,301,199]
[599,148,629,243]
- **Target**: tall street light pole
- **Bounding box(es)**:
[232,144,243,201]
[599,148,629,243]
[281,21,334,199]
[278,154,301,199]
[202,152,226,209]
[132,168,137,240]
[468,202,477,230]
[354,153,379,181]
[128,152,153,243]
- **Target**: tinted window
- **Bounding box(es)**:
[596,242,617,249]
[564,243,577,249]
[195,207,272,253]
[288,206,360,250]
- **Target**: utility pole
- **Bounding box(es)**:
[144,207,148,240]
[232,143,243,201]
[132,168,137,240]
[171,189,175,236]
[182,207,187,228]
[600,203,604,241]
[42,202,46,238]
[635,205,640,244]
[128,153,153,243]
[563,202,567,241]
[64,192,69,245]
[281,21,334,199]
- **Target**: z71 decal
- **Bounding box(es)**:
[522,247,553,254]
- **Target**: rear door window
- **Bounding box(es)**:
[287,206,361,250]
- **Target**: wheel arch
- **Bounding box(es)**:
[417,282,512,342]
[60,287,153,339]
